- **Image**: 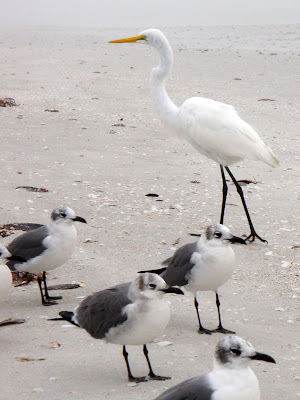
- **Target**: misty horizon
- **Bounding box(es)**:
[1,0,299,28]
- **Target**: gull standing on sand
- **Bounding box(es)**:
[6,206,87,306]
[0,245,25,302]
[109,29,279,243]
[53,273,183,382]
[154,336,276,400]
[140,224,246,334]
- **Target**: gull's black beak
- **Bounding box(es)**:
[229,235,247,245]
[161,287,184,295]
[7,254,26,263]
[250,352,276,364]
[72,216,87,224]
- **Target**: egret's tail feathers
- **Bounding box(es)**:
[138,267,167,275]
[260,144,279,168]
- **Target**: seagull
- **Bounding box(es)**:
[153,335,276,400]
[6,206,87,306]
[0,245,25,302]
[109,29,279,243]
[52,273,184,382]
[140,224,246,334]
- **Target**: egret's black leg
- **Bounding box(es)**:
[123,345,147,383]
[220,165,228,225]
[43,272,62,301]
[143,344,170,381]
[37,275,56,306]
[194,297,212,335]
[225,166,267,243]
[211,293,235,334]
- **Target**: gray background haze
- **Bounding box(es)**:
[0,0,299,27]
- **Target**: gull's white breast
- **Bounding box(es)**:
[210,367,260,400]
[0,265,12,301]
[106,299,171,345]
[185,244,235,294]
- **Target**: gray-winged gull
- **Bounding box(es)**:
[154,335,275,400]
[52,273,184,382]
[140,224,246,334]
[6,206,86,306]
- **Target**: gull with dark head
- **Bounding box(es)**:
[52,273,184,383]
[154,336,276,400]
[140,224,246,334]
[6,206,87,306]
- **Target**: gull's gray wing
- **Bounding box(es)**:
[161,241,198,287]
[154,375,214,400]
[7,225,49,269]
[75,283,132,339]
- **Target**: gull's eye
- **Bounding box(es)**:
[231,348,241,356]
[60,212,67,218]
[149,283,156,289]
[214,232,222,238]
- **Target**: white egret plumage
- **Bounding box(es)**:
[109,29,279,243]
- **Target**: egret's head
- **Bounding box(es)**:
[109,29,169,49]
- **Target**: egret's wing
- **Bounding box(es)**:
[175,97,278,166]
[178,97,261,142]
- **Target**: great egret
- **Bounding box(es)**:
[109,29,279,242]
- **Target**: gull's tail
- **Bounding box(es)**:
[48,311,79,327]
[138,267,167,275]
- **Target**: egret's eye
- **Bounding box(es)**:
[230,348,241,356]
[60,213,67,218]
[149,283,156,289]
[214,232,222,238]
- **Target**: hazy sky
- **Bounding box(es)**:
[1,0,299,27]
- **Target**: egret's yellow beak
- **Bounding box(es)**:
[109,35,146,44]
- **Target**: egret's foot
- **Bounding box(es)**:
[129,376,147,383]
[42,299,58,306]
[212,326,235,334]
[148,372,171,381]
[245,231,268,244]
[45,295,63,301]
[198,327,213,335]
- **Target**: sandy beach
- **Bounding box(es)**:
[0,24,299,399]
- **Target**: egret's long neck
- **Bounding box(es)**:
[149,40,178,127]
